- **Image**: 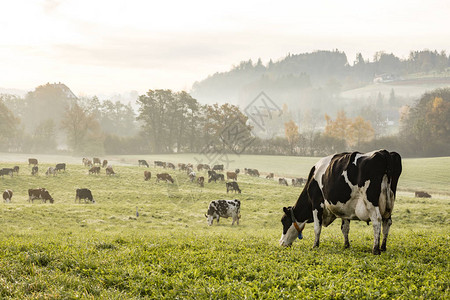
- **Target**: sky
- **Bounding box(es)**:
[1,0,449,98]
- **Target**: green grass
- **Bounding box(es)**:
[0,155,449,298]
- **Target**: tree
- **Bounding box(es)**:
[285,120,300,154]
[348,116,375,148]
[324,110,351,142]
[33,119,57,153]
[0,100,19,151]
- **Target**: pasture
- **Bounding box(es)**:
[0,154,449,299]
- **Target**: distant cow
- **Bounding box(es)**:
[28,158,38,166]
[89,166,101,174]
[197,164,205,171]
[139,160,149,167]
[155,161,165,167]
[245,168,260,177]
[279,178,288,186]
[266,173,274,179]
[75,188,95,203]
[212,164,224,171]
[197,176,205,187]
[105,166,115,176]
[102,160,108,168]
[83,158,92,167]
[209,173,224,183]
[144,171,152,181]
[13,166,19,175]
[167,163,176,170]
[235,169,240,174]
[292,178,304,187]
[226,182,241,194]
[93,158,101,165]
[3,189,13,203]
[226,171,237,181]
[207,170,217,178]
[156,173,174,183]
[0,168,13,177]
[415,191,431,198]
[46,167,56,176]
[31,166,38,176]
[205,199,241,226]
[189,171,196,182]
[55,163,66,172]
[178,163,187,170]
[28,188,54,204]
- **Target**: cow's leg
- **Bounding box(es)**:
[370,207,382,255]
[380,217,392,251]
[341,219,350,248]
[216,216,220,224]
[312,208,322,248]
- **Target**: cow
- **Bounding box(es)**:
[203,164,211,170]
[55,163,66,172]
[93,157,101,165]
[156,173,174,183]
[279,150,402,255]
[167,162,176,170]
[226,171,237,181]
[144,171,152,181]
[31,166,38,176]
[208,173,224,183]
[83,158,92,167]
[207,170,217,178]
[197,164,205,171]
[415,191,431,198]
[139,160,149,167]
[178,163,187,170]
[89,166,101,174]
[13,166,19,175]
[28,158,38,166]
[75,188,95,203]
[279,178,288,186]
[197,176,205,187]
[0,168,14,177]
[189,171,196,182]
[292,178,305,187]
[205,199,241,226]
[212,164,224,171]
[266,173,274,179]
[46,167,56,176]
[235,169,240,174]
[105,166,115,176]
[28,188,54,204]
[102,160,108,168]
[3,189,13,203]
[226,182,241,194]
[155,161,165,167]
[245,168,260,177]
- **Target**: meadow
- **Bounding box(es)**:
[0,153,448,299]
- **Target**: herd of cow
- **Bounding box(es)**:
[2,150,409,254]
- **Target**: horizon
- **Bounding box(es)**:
[1,0,449,98]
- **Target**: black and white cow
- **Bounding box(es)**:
[75,188,95,203]
[3,189,13,203]
[280,150,402,255]
[205,199,241,226]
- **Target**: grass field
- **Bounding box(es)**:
[0,153,449,298]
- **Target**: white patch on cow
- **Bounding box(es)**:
[313,154,334,190]
[279,221,306,247]
[353,150,378,166]
[320,203,324,208]
[312,209,321,236]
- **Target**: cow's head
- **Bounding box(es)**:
[205,214,214,226]
[280,206,306,247]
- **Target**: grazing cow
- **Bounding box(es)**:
[245,168,260,177]
[197,176,205,187]
[203,164,211,170]
[279,178,288,186]
[139,160,149,167]
[178,163,187,170]
[186,163,193,169]
[0,168,14,177]
[13,166,19,175]
[93,157,101,165]
[55,163,66,172]
[167,163,176,170]
[75,188,95,203]
[46,167,56,176]
[279,150,402,255]
[212,164,224,171]
[89,166,101,174]
[226,171,237,181]
[235,169,240,174]
[207,170,217,178]
[291,178,305,187]
[83,158,92,167]
[102,160,108,168]
[266,173,274,179]
[186,167,194,175]
[105,166,115,176]
[226,182,241,194]
[189,171,196,182]
[28,188,54,204]
[31,166,38,176]
[28,158,38,166]
[197,164,205,171]
[208,173,224,183]
[415,191,431,198]
[144,171,152,181]
[205,199,241,226]
[3,189,13,203]
[156,173,174,183]
[155,161,165,167]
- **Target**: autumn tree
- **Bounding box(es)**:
[285,120,300,154]
[348,116,375,148]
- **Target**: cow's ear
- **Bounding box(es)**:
[283,207,289,214]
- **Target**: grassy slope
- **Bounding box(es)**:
[0,156,449,298]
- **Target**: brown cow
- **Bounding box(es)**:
[167,163,175,169]
[144,171,152,181]
[93,157,101,165]
[3,189,13,203]
[28,158,38,166]
[102,160,108,168]
[415,191,431,198]
[178,163,187,171]
[28,188,54,203]
[156,173,174,183]
[89,166,101,174]
[227,171,237,181]
[105,166,115,176]
[197,176,205,187]
[266,173,274,179]
[278,178,288,186]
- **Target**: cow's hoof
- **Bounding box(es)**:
[372,248,381,255]
[380,245,387,252]
[344,243,350,249]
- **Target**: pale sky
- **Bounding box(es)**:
[1,0,449,97]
